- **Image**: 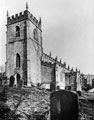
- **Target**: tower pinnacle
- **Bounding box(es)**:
[76,67,77,72]
[7,10,9,17]
[49,51,51,57]
[38,17,42,28]
[26,2,28,10]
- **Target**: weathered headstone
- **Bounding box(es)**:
[51,90,78,120]
[17,79,23,90]
[9,76,15,87]
[17,74,20,84]
[0,77,2,85]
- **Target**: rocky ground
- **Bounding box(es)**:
[0,86,50,120]
[0,86,94,120]
[79,92,94,120]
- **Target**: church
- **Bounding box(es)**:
[5,3,81,91]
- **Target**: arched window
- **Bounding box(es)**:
[16,26,20,37]
[33,28,38,40]
[16,53,20,67]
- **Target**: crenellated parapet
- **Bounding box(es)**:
[7,10,41,30]
[42,53,68,69]
[41,61,55,68]
[42,52,81,73]
[42,53,55,64]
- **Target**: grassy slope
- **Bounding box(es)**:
[0,86,94,120]
[0,86,50,120]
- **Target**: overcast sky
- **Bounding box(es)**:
[0,0,94,74]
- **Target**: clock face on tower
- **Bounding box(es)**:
[33,28,38,40]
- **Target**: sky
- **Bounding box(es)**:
[0,0,94,74]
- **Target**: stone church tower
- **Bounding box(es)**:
[6,3,43,86]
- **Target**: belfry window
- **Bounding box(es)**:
[33,28,38,40]
[16,53,20,67]
[16,26,20,37]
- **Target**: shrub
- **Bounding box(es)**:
[0,101,21,120]
[0,86,7,102]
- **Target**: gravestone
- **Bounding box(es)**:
[17,79,23,90]
[9,76,15,87]
[0,77,2,85]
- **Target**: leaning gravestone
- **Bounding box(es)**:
[0,77,2,85]
[17,79,23,90]
[9,76,15,87]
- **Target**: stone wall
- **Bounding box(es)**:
[41,62,55,89]
[55,64,65,89]
[65,72,76,91]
